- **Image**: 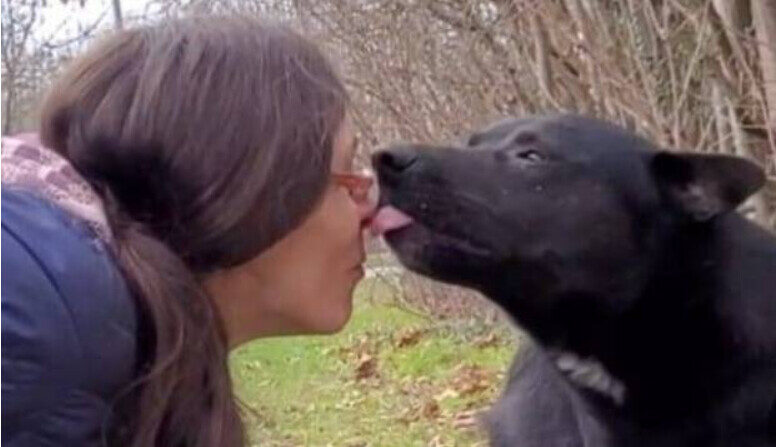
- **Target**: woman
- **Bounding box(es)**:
[2,16,376,446]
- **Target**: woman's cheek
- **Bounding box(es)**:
[337,192,363,242]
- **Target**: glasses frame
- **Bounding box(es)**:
[331,171,374,203]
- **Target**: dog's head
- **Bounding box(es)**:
[372,114,764,312]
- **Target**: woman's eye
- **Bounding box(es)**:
[515,149,544,162]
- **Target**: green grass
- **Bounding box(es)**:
[230,278,519,446]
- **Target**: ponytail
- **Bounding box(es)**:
[103,192,244,446]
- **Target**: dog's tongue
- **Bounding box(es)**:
[370,206,414,236]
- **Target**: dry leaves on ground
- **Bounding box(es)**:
[354,353,378,380]
[449,365,493,397]
[395,328,425,348]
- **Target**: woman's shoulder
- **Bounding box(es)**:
[1,188,139,445]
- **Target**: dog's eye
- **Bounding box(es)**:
[514,150,545,163]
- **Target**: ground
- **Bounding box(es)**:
[230,277,520,446]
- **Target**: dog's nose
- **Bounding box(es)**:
[372,148,418,174]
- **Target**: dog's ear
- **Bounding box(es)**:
[650,152,765,221]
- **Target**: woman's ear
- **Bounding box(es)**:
[650,152,765,221]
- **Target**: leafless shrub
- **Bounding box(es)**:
[4,0,774,319]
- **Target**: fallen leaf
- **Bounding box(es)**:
[434,388,459,401]
[396,328,424,348]
[354,353,378,380]
[450,365,492,396]
[397,407,419,425]
[474,332,500,349]
[422,400,441,420]
[459,380,488,396]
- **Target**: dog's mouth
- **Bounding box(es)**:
[369,204,493,258]
[369,206,415,236]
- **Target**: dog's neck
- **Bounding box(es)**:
[493,213,774,415]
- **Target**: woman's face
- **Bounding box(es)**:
[205,116,376,347]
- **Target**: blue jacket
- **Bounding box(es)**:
[2,188,138,446]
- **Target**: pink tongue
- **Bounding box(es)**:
[370,206,414,236]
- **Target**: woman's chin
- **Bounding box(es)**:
[311,292,354,334]
[350,264,365,282]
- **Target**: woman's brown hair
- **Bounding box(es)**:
[39,16,348,446]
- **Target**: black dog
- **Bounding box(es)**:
[370,114,775,446]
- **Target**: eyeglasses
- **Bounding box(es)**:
[332,171,375,204]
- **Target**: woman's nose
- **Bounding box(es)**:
[358,176,379,226]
